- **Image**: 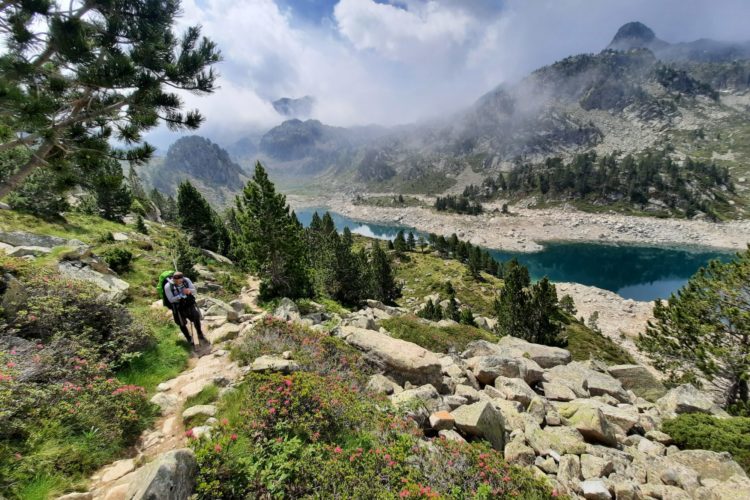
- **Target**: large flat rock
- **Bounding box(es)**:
[343,326,442,387]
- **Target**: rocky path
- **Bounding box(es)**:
[60,278,262,500]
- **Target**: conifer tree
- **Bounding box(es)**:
[495,259,532,338]
[468,246,484,279]
[444,297,460,322]
[135,215,149,235]
[369,240,400,304]
[417,235,427,253]
[638,249,750,409]
[231,163,311,299]
[459,307,476,327]
[176,180,229,254]
[407,232,416,251]
[393,230,408,255]
[0,0,221,198]
[93,160,132,222]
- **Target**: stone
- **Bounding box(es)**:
[429,411,455,431]
[112,232,129,241]
[526,425,587,456]
[201,248,233,265]
[535,456,558,474]
[366,374,403,395]
[708,474,750,500]
[527,395,548,425]
[0,230,72,248]
[496,335,572,368]
[344,327,443,387]
[391,384,442,413]
[639,484,691,500]
[585,372,630,403]
[466,355,523,384]
[556,398,639,434]
[492,398,526,432]
[580,454,613,479]
[6,245,52,257]
[504,437,536,467]
[104,483,130,500]
[58,493,93,500]
[656,384,730,418]
[556,402,618,447]
[451,401,505,450]
[607,364,666,401]
[206,323,241,343]
[438,429,466,443]
[612,482,637,500]
[273,297,300,321]
[346,315,377,331]
[58,260,130,302]
[251,355,300,374]
[443,395,468,410]
[126,449,197,500]
[543,382,577,402]
[101,459,136,483]
[580,479,611,500]
[645,430,673,445]
[182,405,217,420]
[666,450,747,483]
[557,454,582,485]
[493,376,536,406]
[150,393,179,415]
[203,298,239,322]
[455,384,485,403]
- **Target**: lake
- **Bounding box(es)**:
[295,208,732,301]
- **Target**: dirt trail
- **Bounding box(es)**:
[69,277,262,500]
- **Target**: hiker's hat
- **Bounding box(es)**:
[172,271,185,279]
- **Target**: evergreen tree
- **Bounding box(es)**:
[7,168,69,219]
[638,249,750,409]
[93,160,132,222]
[495,259,532,338]
[468,246,484,279]
[231,163,311,299]
[417,235,427,253]
[369,241,400,304]
[0,0,221,198]
[176,181,229,254]
[559,294,577,315]
[171,236,199,282]
[407,232,416,251]
[527,278,564,346]
[459,307,476,327]
[444,297,460,322]
[393,230,408,255]
[135,215,149,235]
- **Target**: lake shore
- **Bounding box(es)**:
[288,193,750,253]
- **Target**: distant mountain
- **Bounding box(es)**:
[272,96,315,118]
[139,136,248,206]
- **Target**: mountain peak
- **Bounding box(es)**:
[607,21,666,51]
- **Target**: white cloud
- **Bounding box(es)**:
[146,0,750,150]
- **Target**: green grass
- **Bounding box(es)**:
[353,195,425,208]
[116,308,191,393]
[394,251,501,317]
[561,314,635,365]
[16,474,69,500]
[381,315,498,353]
[185,384,220,409]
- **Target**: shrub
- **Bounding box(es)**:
[7,168,69,220]
[102,246,134,274]
[663,413,750,472]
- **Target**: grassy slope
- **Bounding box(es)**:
[381,315,498,354]
[0,211,244,498]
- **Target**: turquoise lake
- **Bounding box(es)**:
[295,208,732,301]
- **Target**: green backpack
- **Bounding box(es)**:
[157,270,175,308]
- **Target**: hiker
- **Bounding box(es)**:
[164,271,208,348]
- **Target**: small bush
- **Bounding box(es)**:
[102,246,134,274]
[663,413,750,472]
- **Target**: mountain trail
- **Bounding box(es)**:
[69,277,262,500]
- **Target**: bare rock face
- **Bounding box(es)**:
[343,327,443,388]
[656,384,730,418]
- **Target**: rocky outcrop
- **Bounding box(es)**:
[58,260,130,302]
[656,384,730,418]
[341,326,443,388]
[0,230,83,248]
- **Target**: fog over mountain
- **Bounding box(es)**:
[144,0,750,150]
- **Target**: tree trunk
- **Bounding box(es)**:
[0,140,55,199]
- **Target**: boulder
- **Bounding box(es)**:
[203,298,239,322]
[666,450,747,483]
[543,382,577,402]
[580,479,611,500]
[525,425,587,456]
[466,355,523,384]
[273,297,300,321]
[556,399,639,434]
[451,401,505,450]
[201,248,233,265]
[438,429,466,443]
[504,437,536,467]
[556,402,618,447]
[126,449,197,500]
[366,374,403,395]
[251,355,300,374]
[428,411,455,431]
[708,474,750,500]
[150,393,179,415]
[607,364,666,401]
[497,336,572,368]
[545,362,630,402]
[0,230,74,248]
[656,384,730,418]
[580,454,614,479]
[101,458,136,483]
[182,405,217,421]
[6,245,52,257]
[206,323,241,343]
[390,384,442,413]
[344,327,443,388]
[58,260,130,302]
[557,454,582,486]
[494,376,537,406]
[346,315,378,331]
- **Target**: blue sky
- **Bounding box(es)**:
[150,0,750,149]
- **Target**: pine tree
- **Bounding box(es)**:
[93,160,132,222]
[407,232,416,251]
[417,235,427,253]
[0,0,221,198]
[171,236,199,282]
[638,249,750,409]
[459,307,476,327]
[468,246,484,279]
[393,230,408,255]
[444,297,460,322]
[369,241,400,304]
[231,163,311,299]
[176,181,229,254]
[495,259,531,338]
[135,215,149,235]
[527,278,564,346]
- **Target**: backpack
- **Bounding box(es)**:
[157,270,175,308]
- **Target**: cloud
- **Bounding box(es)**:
[146,0,750,150]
